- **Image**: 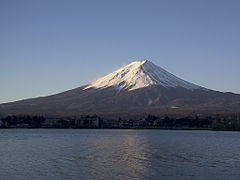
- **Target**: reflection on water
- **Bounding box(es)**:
[0,129,240,179]
[85,131,150,179]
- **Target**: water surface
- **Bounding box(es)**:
[0,129,240,179]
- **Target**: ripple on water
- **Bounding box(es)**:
[0,129,240,179]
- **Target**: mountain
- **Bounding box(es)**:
[84,60,204,91]
[0,60,240,118]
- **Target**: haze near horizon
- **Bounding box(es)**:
[1,0,240,103]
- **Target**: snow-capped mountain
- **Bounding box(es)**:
[0,60,239,118]
[85,60,204,91]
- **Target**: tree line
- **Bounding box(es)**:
[0,115,45,128]
[1,114,240,130]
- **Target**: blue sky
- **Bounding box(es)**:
[0,0,240,103]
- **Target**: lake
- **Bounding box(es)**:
[0,129,239,180]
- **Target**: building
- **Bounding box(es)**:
[75,115,101,128]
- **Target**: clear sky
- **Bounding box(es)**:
[1,0,240,103]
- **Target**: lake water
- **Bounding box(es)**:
[0,129,240,180]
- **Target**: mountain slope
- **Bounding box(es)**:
[84,60,204,91]
[0,60,239,117]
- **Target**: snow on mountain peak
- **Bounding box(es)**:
[84,60,204,91]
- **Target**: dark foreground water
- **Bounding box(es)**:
[0,129,240,180]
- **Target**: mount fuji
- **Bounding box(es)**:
[84,60,204,91]
[0,60,240,118]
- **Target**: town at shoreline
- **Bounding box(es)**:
[1,114,240,131]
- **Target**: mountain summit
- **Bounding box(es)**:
[0,60,239,117]
[85,60,203,91]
